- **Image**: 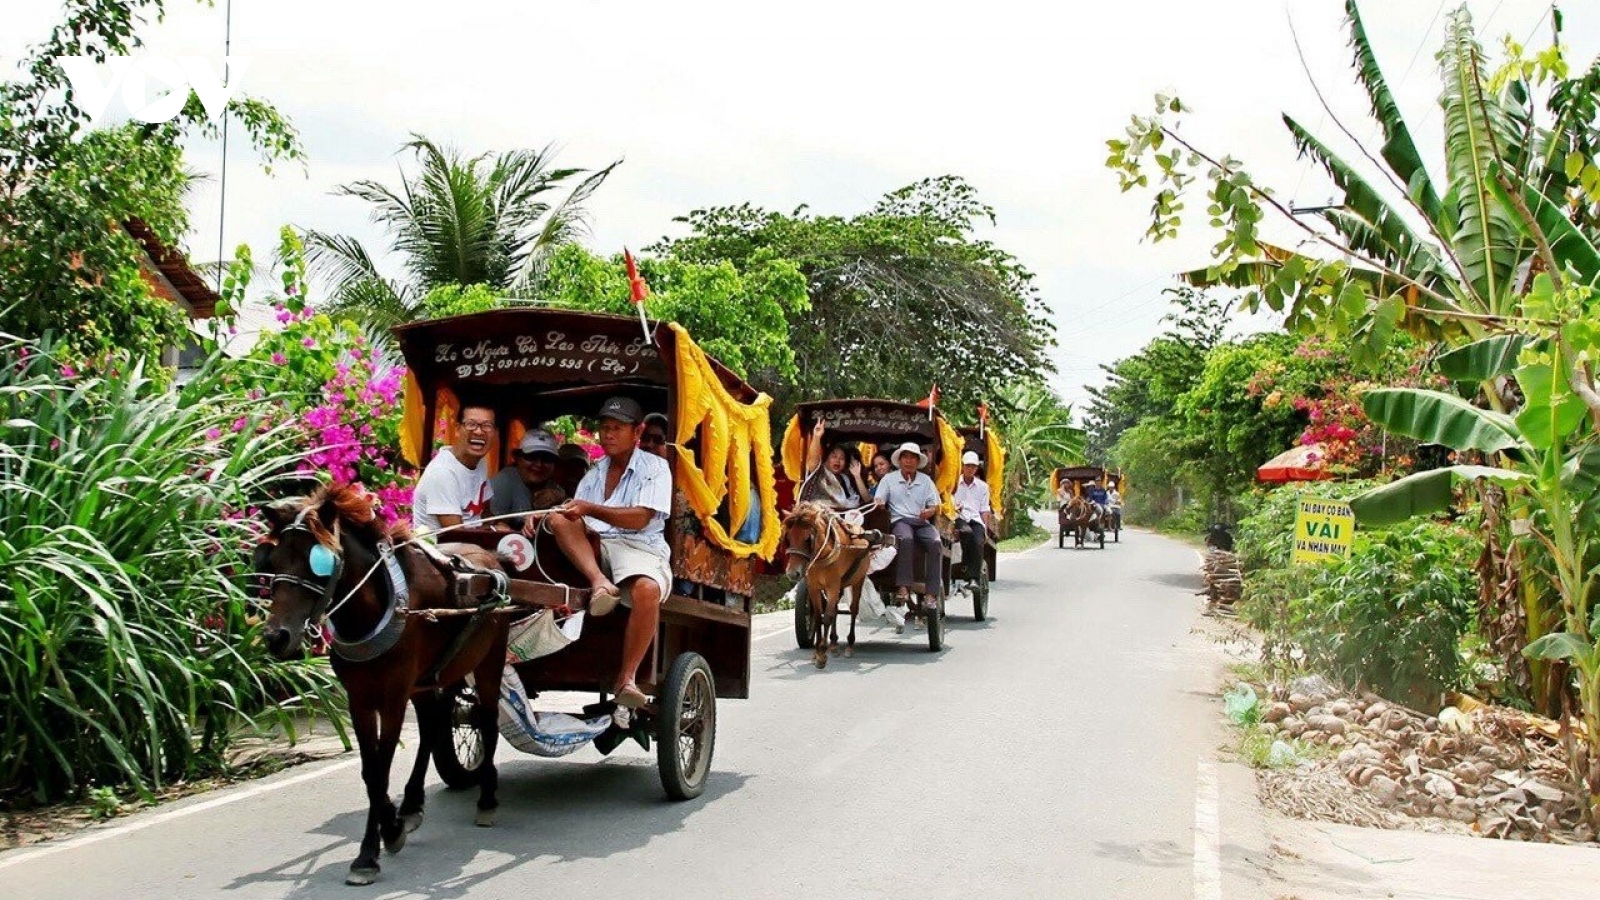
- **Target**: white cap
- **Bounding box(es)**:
[893,441,926,466]
[961,451,982,466]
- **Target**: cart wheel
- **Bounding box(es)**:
[793,587,814,650]
[926,599,944,651]
[432,683,487,790]
[656,652,717,801]
[973,563,989,622]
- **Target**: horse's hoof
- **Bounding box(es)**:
[383,826,406,855]
[474,808,497,828]
[814,655,827,670]
[346,866,379,886]
[844,646,855,658]
[402,811,424,834]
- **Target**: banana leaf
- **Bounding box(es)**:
[1436,334,1539,381]
[1362,388,1523,453]
[1351,464,1529,526]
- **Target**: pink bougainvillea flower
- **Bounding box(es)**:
[275,307,294,324]
[60,364,77,378]
[271,352,287,366]
[232,417,249,432]
[205,427,223,441]
[301,337,316,349]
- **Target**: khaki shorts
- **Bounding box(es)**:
[599,537,673,607]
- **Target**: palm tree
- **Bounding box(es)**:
[304,135,619,330]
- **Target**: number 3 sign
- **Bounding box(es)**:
[497,533,535,572]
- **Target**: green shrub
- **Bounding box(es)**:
[1295,523,1479,707]
[1238,512,1479,706]
[0,333,344,805]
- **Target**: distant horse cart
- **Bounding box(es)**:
[255,309,780,884]
[780,399,968,655]
[1053,466,1123,549]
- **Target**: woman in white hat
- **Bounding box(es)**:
[872,441,944,608]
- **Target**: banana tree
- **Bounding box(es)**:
[1352,282,1600,823]
[1108,0,1600,710]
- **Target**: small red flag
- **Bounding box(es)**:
[624,249,650,305]
[978,401,989,423]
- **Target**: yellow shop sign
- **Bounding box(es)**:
[1292,497,1354,565]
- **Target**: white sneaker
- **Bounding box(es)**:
[884,606,905,633]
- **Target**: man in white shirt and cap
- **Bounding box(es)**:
[524,396,672,709]
[412,405,495,533]
[952,450,993,580]
[873,441,943,608]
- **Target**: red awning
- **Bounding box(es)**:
[1257,443,1332,483]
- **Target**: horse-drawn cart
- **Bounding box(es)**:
[780,399,968,649]
[393,309,782,801]
[1052,466,1123,549]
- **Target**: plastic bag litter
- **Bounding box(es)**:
[1224,683,1260,725]
[507,609,584,663]
[496,665,610,757]
[1266,739,1300,768]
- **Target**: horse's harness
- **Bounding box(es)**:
[272,508,413,663]
[785,507,848,569]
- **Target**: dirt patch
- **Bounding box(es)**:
[1229,674,1597,846]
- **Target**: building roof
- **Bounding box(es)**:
[124,217,220,319]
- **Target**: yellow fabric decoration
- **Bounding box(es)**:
[780,414,805,483]
[1049,469,1061,498]
[400,372,425,467]
[935,417,962,518]
[666,324,781,560]
[984,427,1007,520]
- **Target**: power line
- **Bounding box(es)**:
[1398,0,1451,88]
[214,0,233,291]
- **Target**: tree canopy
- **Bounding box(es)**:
[653,176,1056,413]
[0,0,303,364]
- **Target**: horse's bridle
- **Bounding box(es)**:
[270,507,347,625]
[785,507,843,568]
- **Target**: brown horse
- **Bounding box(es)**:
[782,502,873,668]
[1058,495,1103,549]
[256,483,511,886]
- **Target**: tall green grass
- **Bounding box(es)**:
[0,333,345,805]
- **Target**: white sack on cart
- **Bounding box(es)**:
[495,665,610,757]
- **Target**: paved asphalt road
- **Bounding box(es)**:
[0,530,1227,899]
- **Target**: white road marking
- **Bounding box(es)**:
[1193,757,1222,900]
[0,755,361,871]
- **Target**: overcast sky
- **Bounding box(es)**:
[6,1,1595,412]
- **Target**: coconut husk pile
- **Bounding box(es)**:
[1201,548,1241,614]
[1250,676,1595,844]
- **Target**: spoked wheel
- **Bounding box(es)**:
[656,652,717,801]
[925,597,944,651]
[432,683,487,790]
[793,586,814,649]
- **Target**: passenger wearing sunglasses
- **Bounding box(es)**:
[411,405,496,533]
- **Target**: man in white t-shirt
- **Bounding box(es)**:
[411,405,496,532]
